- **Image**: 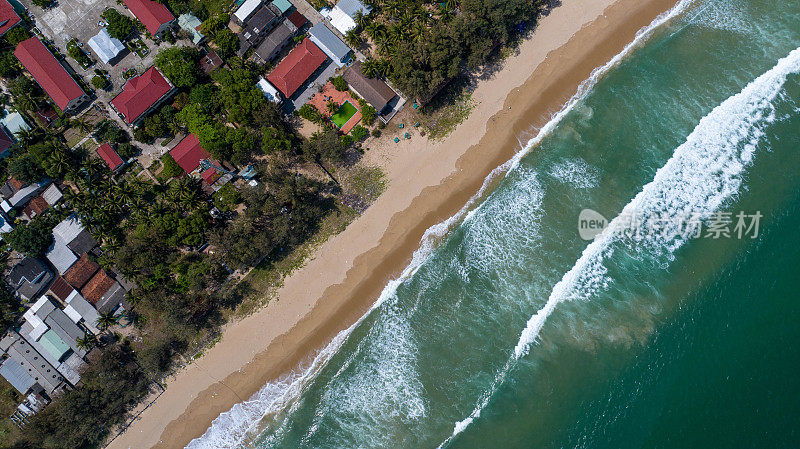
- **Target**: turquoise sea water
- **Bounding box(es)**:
[188,1,800,447]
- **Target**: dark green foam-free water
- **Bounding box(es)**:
[188,1,800,447]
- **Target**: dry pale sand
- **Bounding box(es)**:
[109,0,679,447]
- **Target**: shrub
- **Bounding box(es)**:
[5,28,31,47]
[357,98,376,126]
[133,127,153,144]
[91,75,110,90]
[331,76,348,91]
[371,128,381,138]
[350,125,368,141]
[160,154,183,178]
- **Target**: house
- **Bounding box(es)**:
[1,110,31,140]
[63,254,99,291]
[81,269,126,314]
[0,179,48,212]
[270,0,293,15]
[88,28,126,65]
[45,232,77,275]
[0,332,65,396]
[253,19,297,64]
[111,66,175,126]
[41,184,63,207]
[199,50,223,75]
[34,106,58,128]
[49,277,100,335]
[0,210,13,238]
[22,196,49,220]
[266,38,327,98]
[170,134,219,182]
[97,142,124,171]
[19,297,86,385]
[287,11,308,29]
[323,0,371,35]
[256,77,282,104]
[233,0,262,25]
[0,0,21,38]
[14,37,90,113]
[0,178,48,211]
[308,23,350,67]
[344,61,399,118]
[178,13,205,45]
[52,214,98,257]
[237,5,280,57]
[123,0,176,36]
[8,257,53,301]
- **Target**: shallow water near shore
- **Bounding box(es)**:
[188,0,800,447]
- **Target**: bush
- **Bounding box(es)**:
[116,142,138,158]
[4,27,31,47]
[5,219,53,257]
[91,75,110,90]
[133,127,153,144]
[357,98,376,126]
[351,125,368,141]
[31,0,53,8]
[331,76,348,91]
[296,103,324,124]
[160,154,184,178]
[103,9,136,40]
[371,128,381,138]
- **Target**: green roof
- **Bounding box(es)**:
[271,0,293,14]
[39,329,71,362]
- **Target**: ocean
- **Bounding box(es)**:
[188,0,800,447]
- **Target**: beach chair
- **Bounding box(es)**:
[405,132,411,139]
[394,137,400,143]
[399,123,405,129]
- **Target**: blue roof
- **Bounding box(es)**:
[0,358,35,394]
[271,0,293,14]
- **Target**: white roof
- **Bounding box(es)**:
[88,28,125,64]
[53,214,84,244]
[42,184,62,206]
[234,0,262,23]
[1,111,30,136]
[256,77,282,103]
[23,297,51,341]
[0,211,12,235]
[45,235,78,274]
[308,23,351,65]
[326,0,371,34]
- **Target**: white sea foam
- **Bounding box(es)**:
[188,1,695,447]
[548,158,600,189]
[440,40,800,449]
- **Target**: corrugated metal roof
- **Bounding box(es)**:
[38,330,70,362]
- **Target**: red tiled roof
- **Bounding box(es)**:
[267,38,327,98]
[14,37,85,111]
[0,0,21,37]
[64,254,100,290]
[123,0,175,36]
[81,270,115,305]
[287,11,308,29]
[170,134,210,174]
[0,126,12,153]
[97,142,124,170]
[49,276,75,303]
[23,196,48,218]
[111,66,173,124]
[8,177,24,190]
[199,50,223,75]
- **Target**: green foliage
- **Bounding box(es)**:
[4,27,30,47]
[8,153,44,183]
[225,127,259,165]
[212,183,241,212]
[160,153,183,178]
[303,127,348,164]
[296,103,325,124]
[0,281,21,332]
[94,120,129,144]
[155,47,200,88]
[5,218,54,257]
[351,125,368,141]
[0,50,20,78]
[371,128,381,138]
[357,97,376,126]
[143,105,178,140]
[211,68,265,125]
[67,39,93,68]
[331,75,348,91]
[212,28,238,59]
[31,0,53,7]
[28,140,74,179]
[103,9,136,40]
[116,142,138,159]
[91,75,109,89]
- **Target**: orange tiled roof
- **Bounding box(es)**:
[81,270,115,305]
[63,254,100,290]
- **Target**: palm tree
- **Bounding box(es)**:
[14,127,40,145]
[97,311,119,331]
[362,59,381,78]
[326,100,339,114]
[354,10,369,30]
[75,333,97,352]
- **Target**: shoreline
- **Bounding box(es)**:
[109,0,680,447]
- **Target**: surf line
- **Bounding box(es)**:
[437,39,800,449]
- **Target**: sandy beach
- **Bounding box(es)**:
[108,0,680,447]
